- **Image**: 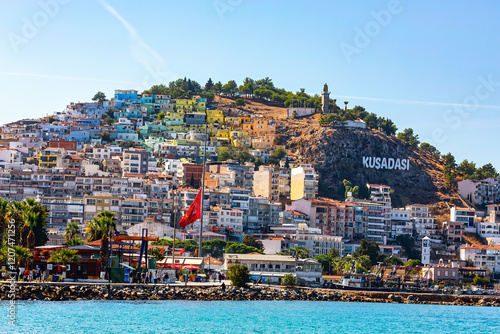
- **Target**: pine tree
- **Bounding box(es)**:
[204,78,214,91]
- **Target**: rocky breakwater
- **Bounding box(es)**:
[1,284,499,306]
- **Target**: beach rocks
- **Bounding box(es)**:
[1,283,498,306]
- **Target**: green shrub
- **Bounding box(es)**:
[227,264,250,287]
[472,276,492,287]
[281,273,297,287]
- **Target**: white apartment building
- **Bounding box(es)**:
[476,221,500,238]
[92,147,111,160]
[367,184,391,205]
[406,204,438,239]
[271,224,344,257]
[458,178,499,205]
[450,207,476,232]
[460,245,500,274]
[390,209,413,237]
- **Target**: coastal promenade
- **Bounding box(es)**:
[2,282,499,307]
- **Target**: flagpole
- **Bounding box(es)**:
[198,114,208,258]
[172,190,176,279]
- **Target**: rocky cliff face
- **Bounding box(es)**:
[280,124,445,205]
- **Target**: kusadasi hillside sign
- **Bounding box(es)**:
[362,157,410,170]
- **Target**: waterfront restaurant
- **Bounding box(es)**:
[223,253,323,287]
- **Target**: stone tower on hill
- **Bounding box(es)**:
[321,83,330,114]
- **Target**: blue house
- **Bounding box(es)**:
[114,89,139,102]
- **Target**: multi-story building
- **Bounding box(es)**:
[280,210,309,226]
[39,147,66,169]
[253,166,280,202]
[242,117,276,137]
[176,163,203,188]
[197,206,244,234]
[42,196,85,228]
[442,221,464,243]
[0,148,22,168]
[406,204,438,239]
[460,245,500,274]
[458,178,499,205]
[476,221,500,238]
[206,109,224,124]
[0,169,10,198]
[121,196,148,229]
[246,196,281,234]
[84,192,122,223]
[450,207,476,232]
[271,224,344,257]
[390,209,413,238]
[367,184,391,205]
[224,253,323,287]
[487,204,500,223]
[286,198,355,240]
[123,148,149,175]
[354,200,391,244]
[290,167,318,201]
[206,162,254,192]
[101,158,122,176]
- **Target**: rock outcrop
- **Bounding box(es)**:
[280,124,445,204]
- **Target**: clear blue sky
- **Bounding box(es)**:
[1,0,499,170]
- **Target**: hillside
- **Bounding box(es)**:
[217,96,463,207]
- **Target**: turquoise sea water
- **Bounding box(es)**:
[1,300,499,334]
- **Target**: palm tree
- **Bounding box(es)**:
[86,212,116,242]
[64,238,85,246]
[48,249,81,279]
[64,223,80,242]
[290,246,310,260]
[21,199,49,246]
[6,201,23,244]
[2,246,33,270]
[0,198,9,243]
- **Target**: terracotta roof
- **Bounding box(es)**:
[461,245,500,250]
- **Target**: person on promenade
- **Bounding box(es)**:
[141,271,145,284]
[154,271,158,284]
[135,271,140,284]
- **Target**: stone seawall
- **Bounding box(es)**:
[1,284,499,307]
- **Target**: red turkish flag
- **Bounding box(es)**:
[178,189,202,230]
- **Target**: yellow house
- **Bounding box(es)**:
[39,148,65,169]
[211,128,231,139]
[175,99,206,112]
[230,130,251,148]
[206,110,224,124]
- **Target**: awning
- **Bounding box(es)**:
[249,271,291,278]
[119,263,135,270]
